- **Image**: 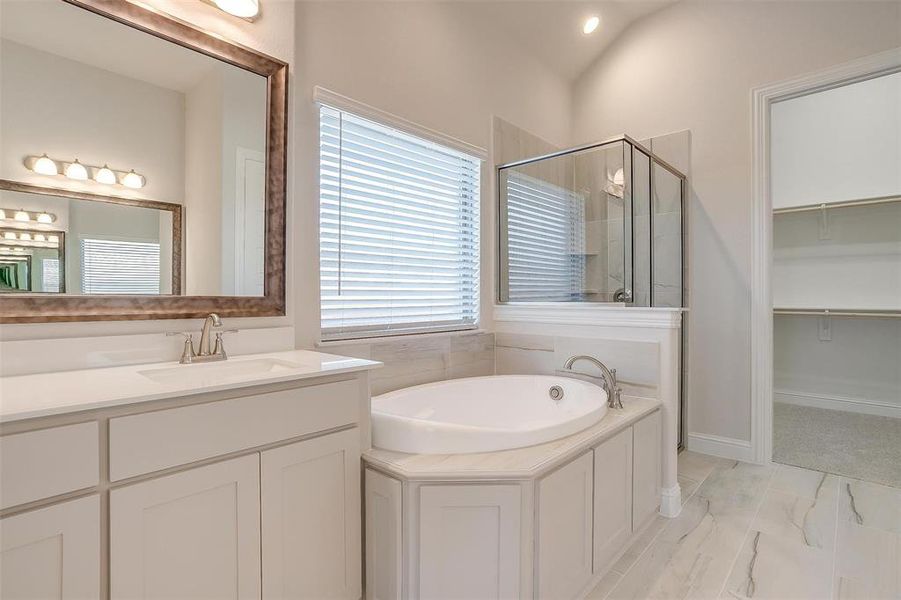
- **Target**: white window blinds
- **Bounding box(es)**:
[319,105,481,340]
[81,238,160,295]
[504,171,585,301]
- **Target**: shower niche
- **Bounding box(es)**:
[497,136,685,308]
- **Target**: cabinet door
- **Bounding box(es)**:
[365,469,402,600]
[419,484,522,600]
[261,429,361,600]
[537,451,593,600]
[1,495,100,599]
[632,411,662,531]
[593,427,633,574]
[111,454,261,600]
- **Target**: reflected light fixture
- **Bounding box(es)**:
[34,234,46,242]
[0,209,5,220]
[3,232,16,240]
[122,170,145,189]
[33,153,59,176]
[65,159,88,181]
[613,168,624,186]
[37,212,54,224]
[213,0,260,19]
[95,164,117,185]
[14,210,29,222]
[19,232,31,241]
[583,15,600,35]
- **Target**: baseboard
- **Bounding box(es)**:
[775,390,901,419]
[685,432,753,462]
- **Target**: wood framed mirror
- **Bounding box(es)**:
[0,0,287,323]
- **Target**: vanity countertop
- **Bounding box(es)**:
[0,350,381,423]
[363,395,661,480]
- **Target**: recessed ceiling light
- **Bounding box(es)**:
[214,0,259,18]
[583,15,600,35]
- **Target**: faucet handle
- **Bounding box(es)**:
[614,387,624,409]
[167,331,197,364]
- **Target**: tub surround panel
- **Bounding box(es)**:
[318,331,495,396]
[0,349,379,423]
[365,396,659,480]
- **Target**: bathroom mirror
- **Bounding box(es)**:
[0,0,287,322]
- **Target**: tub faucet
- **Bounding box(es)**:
[561,355,624,409]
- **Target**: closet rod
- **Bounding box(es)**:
[773,308,901,318]
[773,194,901,215]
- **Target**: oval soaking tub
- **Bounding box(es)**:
[371,375,607,454]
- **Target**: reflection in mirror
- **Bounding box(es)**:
[0,0,268,296]
[0,187,178,295]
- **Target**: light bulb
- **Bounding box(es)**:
[19,232,31,241]
[214,0,259,18]
[34,234,46,242]
[3,232,16,240]
[122,170,145,189]
[33,154,59,176]
[14,210,29,222]
[0,209,5,219]
[583,16,600,35]
[95,165,117,185]
[48,235,59,244]
[65,159,88,181]
[37,212,54,224]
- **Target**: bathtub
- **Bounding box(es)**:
[371,375,608,454]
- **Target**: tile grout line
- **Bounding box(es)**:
[714,461,778,599]
[602,456,719,598]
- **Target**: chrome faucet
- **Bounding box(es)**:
[167,313,237,364]
[560,355,624,409]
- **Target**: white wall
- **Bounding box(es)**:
[0,39,185,203]
[772,71,901,208]
[0,0,295,371]
[571,1,901,442]
[291,1,573,349]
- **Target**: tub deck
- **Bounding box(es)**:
[363,395,660,480]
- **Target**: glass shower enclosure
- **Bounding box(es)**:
[497,136,685,308]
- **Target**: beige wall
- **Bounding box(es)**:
[571,1,901,442]
[291,1,573,350]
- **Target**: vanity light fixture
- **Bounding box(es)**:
[26,155,147,189]
[3,232,16,240]
[212,0,260,19]
[18,232,32,241]
[34,234,46,242]
[0,208,58,224]
[33,153,59,176]
[122,170,145,189]
[95,164,117,185]
[64,159,89,181]
[583,15,600,35]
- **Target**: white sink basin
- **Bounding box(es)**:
[138,358,302,385]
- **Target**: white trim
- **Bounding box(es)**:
[493,303,683,329]
[685,432,753,463]
[659,484,682,519]
[313,86,487,160]
[749,47,901,465]
[774,390,901,419]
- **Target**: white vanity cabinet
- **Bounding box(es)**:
[363,404,663,600]
[0,495,101,599]
[111,455,263,599]
[0,368,374,600]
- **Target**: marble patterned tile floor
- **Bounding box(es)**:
[588,451,901,600]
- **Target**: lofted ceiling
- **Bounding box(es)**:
[465,1,674,82]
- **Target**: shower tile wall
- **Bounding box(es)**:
[320,331,495,395]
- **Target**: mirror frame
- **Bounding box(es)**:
[0,0,287,323]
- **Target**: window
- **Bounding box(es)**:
[81,238,160,294]
[503,171,585,301]
[41,258,60,293]
[319,104,481,340]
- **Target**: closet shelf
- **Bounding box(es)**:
[773,194,901,215]
[773,307,901,318]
